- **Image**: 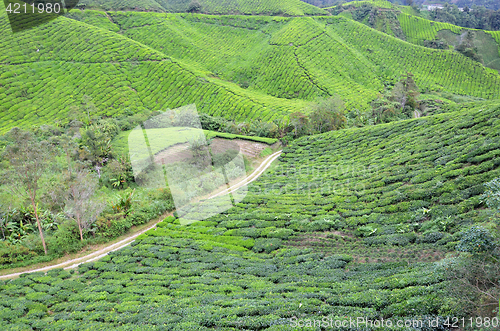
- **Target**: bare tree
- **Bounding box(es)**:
[3,128,54,254]
[64,168,104,241]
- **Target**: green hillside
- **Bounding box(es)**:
[75,12,500,104]
[75,0,327,15]
[1,103,500,328]
[329,0,500,71]
[2,0,500,134]
[397,13,500,70]
[211,101,500,252]
[0,4,311,133]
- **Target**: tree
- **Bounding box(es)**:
[64,168,104,241]
[457,226,497,255]
[79,120,118,173]
[446,226,499,315]
[289,112,309,137]
[391,73,420,114]
[187,0,202,13]
[309,96,346,133]
[0,209,6,241]
[2,128,54,254]
[490,10,500,31]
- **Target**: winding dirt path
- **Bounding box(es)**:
[0,150,282,280]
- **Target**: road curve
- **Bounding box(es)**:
[0,150,282,280]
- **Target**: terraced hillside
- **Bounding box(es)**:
[183,101,500,261]
[1,103,499,329]
[329,0,500,70]
[75,0,327,15]
[0,3,308,133]
[3,1,500,132]
[397,13,500,70]
[74,12,500,105]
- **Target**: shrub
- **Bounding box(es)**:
[47,222,83,255]
[456,226,497,255]
[420,232,445,244]
[252,238,282,253]
[0,241,36,265]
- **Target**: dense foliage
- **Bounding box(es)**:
[2,1,500,134]
[1,102,499,328]
[75,0,327,15]
[0,120,177,269]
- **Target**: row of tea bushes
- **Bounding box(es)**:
[189,102,500,264]
[75,0,327,16]
[0,231,453,330]
[1,10,305,133]
[96,13,500,111]
[398,13,462,46]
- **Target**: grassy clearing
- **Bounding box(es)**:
[112,127,277,156]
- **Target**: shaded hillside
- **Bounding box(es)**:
[328,0,500,70]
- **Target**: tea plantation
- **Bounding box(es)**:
[71,11,500,109]
[1,101,499,329]
[3,0,500,133]
[201,101,500,255]
[74,0,327,15]
[0,3,305,133]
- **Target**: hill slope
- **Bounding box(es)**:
[76,0,328,15]
[329,0,500,71]
[190,101,500,260]
[2,2,500,132]
[107,13,500,99]
[1,104,499,327]
[0,5,308,133]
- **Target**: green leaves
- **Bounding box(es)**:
[482,177,500,213]
[456,225,497,255]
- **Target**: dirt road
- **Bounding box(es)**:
[0,150,282,280]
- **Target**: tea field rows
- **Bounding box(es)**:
[94,13,500,112]
[3,102,500,329]
[75,0,327,15]
[0,5,307,133]
[181,101,500,265]
[0,224,454,330]
[397,13,463,46]
[3,3,500,132]
[325,17,500,99]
